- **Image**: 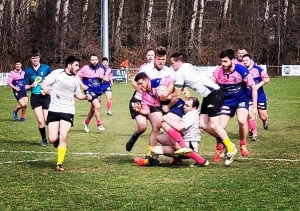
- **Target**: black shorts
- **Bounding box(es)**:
[13,90,27,101]
[84,91,102,103]
[30,94,50,110]
[200,89,224,117]
[46,111,74,127]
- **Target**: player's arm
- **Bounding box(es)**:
[182,86,190,99]
[74,92,91,100]
[133,102,150,116]
[7,74,19,91]
[40,81,51,95]
[162,114,184,132]
[24,71,34,90]
[247,76,258,119]
[256,69,270,89]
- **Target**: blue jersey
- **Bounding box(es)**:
[24,64,52,95]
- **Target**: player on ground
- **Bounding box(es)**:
[160,52,237,166]
[77,54,109,132]
[126,48,155,152]
[24,49,52,146]
[100,57,114,116]
[242,54,270,141]
[7,60,28,122]
[212,49,258,159]
[41,56,91,172]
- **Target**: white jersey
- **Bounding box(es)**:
[43,69,81,114]
[175,63,220,97]
[134,63,175,99]
[180,110,201,142]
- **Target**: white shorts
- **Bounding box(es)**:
[184,141,199,153]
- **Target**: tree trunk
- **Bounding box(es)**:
[55,0,61,55]
[188,0,199,49]
[79,0,89,50]
[0,0,6,38]
[145,0,154,44]
[167,0,175,49]
[197,0,204,47]
[60,0,69,62]
[262,0,269,65]
[115,0,124,49]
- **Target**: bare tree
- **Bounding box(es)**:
[188,0,199,50]
[79,0,89,50]
[114,0,124,49]
[197,0,205,49]
[145,0,154,44]
[60,0,69,61]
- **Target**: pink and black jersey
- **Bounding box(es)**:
[141,77,171,110]
[248,65,269,102]
[7,70,26,92]
[77,64,105,94]
[212,64,255,106]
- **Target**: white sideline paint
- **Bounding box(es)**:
[0,159,48,165]
[1,149,300,163]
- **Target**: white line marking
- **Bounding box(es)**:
[0,159,48,165]
[1,150,300,162]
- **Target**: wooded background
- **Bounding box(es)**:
[0,0,299,75]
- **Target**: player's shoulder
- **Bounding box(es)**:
[235,64,249,75]
[253,65,263,71]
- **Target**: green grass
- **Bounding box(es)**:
[0,77,300,211]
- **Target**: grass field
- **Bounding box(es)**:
[0,77,300,211]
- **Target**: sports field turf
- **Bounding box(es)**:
[0,77,299,211]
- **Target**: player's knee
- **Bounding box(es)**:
[138,123,147,132]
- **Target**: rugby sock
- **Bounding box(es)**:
[57,146,67,165]
[85,118,91,125]
[39,127,46,140]
[146,146,153,156]
[107,101,112,111]
[216,137,224,150]
[240,140,247,146]
[185,151,206,165]
[131,134,138,141]
[96,119,102,126]
[166,128,186,148]
[248,119,257,134]
[222,137,234,153]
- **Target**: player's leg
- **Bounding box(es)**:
[258,102,269,130]
[19,96,28,122]
[12,92,23,120]
[92,94,105,131]
[236,107,250,156]
[83,103,94,133]
[56,118,72,172]
[126,114,147,151]
[104,89,113,116]
[247,103,259,141]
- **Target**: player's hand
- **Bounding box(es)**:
[159,94,168,101]
[41,87,51,95]
[86,94,92,101]
[251,107,258,119]
[162,105,169,113]
[182,91,190,99]
[15,86,20,92]
[32,81,38,88]
[133,102,141,112]
[83,85,88,90]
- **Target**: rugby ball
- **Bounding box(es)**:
[156,85,172,100]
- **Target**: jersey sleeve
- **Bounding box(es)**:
[174,70,185,89]
[24,69,31,85]
[257,66,269,80]
[7,71,14,84]
[43,69,62,86]
[74,78,81,95]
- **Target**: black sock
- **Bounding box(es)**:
[39,127,46,140]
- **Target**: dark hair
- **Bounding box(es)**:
[237,46,248,52]
[242,54,252,59]
[102,57,108,62]
[65,56,81,68]
[187,97,200,109]
[155,46,167,57]
[134,72,149,82]
[170,52,186,62]
[146,47,155,53]
[90,53,98,59]
[220,49,235,60]
[15,59,21,64]
[30,49,40,57]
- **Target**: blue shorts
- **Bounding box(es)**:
[13,90,27,101]
[168,98,185,118]
[85,91,102,102]
[101,82,112,92]
[220,101,250,117]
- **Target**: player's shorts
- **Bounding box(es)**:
[167,98,185,118]
[129,97,143,119]
[102,84,112,92]
[200,89,224,117]
[13,90,27,101]
[220,101,250,117]
[249,101,268,110]
[46,111,74,127]
[184,141,199,153]
[30,94,50,110]
[85,91,102,103]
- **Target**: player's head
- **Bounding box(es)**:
[145,48,155,63]
[14,59,22,70]
[242,54,252,68]
[236,46,248,61]
[170,52,186,71]
[154,46,167,70]
[184,97,199,114]
[89,54,99,67]
[102,57,109,67]
[134,72,150,92]
[220,49,235,71]
[29,49,41,66]
[65,56,81,75]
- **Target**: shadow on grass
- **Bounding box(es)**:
[26,160,54,170]
[1,140,43,146]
